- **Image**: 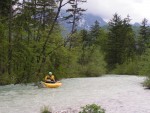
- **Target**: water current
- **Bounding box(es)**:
[0,75,150,113]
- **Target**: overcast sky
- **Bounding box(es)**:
[74,0,150,24]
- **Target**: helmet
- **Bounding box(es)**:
[49,72,52,75]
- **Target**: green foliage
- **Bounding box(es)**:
[48,47,79,79]
[2,0,148,85]
[143,77,150,89]
[79,104,105,113]
[0,22,8,76]
[41,106,52,113]
[112,59,140,75]
[138,49,150,76]
[78,49,106,77]
[89,21,101,46]
[0,73,12,85]
[137,18,150,55]
[105,14,136,71]
[0,0,18,18]
[77,22,106,77]
[135,48,150,88]
[0,0,93,85]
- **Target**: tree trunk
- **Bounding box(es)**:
[8,0,13,75]
[36,0,63,78]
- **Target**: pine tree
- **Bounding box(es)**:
[105,14,135,71]
[89,20,101,46]
[137,18,150,55]
[35,0,56,29]
[64,0,87,49]
[0,0,18,18]
[122,15,136,62]
[78,29,89,65]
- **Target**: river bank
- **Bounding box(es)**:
[0,75,150,113]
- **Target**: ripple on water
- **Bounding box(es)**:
[0,75,150,113]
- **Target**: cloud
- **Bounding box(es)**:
[81,0,150,24]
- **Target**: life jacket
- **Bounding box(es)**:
[45,75,55,81]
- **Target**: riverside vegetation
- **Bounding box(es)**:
[41,104,105,113]
[0,0,150,88]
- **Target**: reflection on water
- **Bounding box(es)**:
[0,75,150,113]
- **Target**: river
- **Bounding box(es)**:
[0,75,150,113]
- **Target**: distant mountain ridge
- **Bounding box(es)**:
[133,22,141,26]
[60,11,140,32]
[78,13,107,30]
[60,12,107,32]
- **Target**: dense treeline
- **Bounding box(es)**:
[0,0,106,85]
[0,0,150,87]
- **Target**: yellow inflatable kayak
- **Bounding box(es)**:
[39,81,62,88]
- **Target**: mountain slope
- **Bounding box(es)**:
[60,12,107,32]
[78,13,107,30]
[60,11,140,35]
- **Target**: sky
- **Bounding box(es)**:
[76,0,150,24]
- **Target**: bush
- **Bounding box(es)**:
[112,60,139,75]
[79,104,105,113]
[138,49,150,76]
[0,73,15,85]
[41,106,52,113]
[78,49,106,77]
[143,77,150,89]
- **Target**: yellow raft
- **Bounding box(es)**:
[39,81,62,88]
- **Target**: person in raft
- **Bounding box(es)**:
[45,72,56,83]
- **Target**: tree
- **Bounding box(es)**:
[105,14,135,71]
[64,0,87,49]
[0,0,18,18]
[137,18,150,55]
[35,0,56,30]
[78,29,89,65]
[8,0,13,75]
[0,22,7,76]
[122,15,136,62]
[35,0,72,79]
[0,0,19,75]
[89,20,101,46]
[78,23,106,76]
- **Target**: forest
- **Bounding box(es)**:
[0,0,150,88]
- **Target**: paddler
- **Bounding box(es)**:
[45,72,56,83]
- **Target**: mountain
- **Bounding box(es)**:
[60,11,141,35]
[60,11,107,32]
[77,13,107,30]
[133,22,141,26]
